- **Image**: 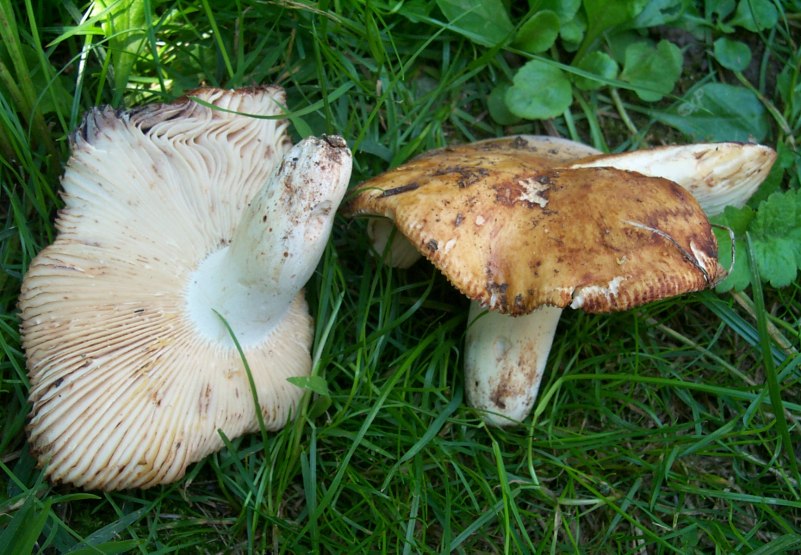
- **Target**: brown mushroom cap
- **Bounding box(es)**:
[347,137,725,315]
[570,142,776,216]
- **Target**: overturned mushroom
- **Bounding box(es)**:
[346,135,774,425]
[19,87,352,489]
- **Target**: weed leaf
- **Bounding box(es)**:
[714,191,801,291]
[436,0,514,46]
[287,375,330,397]
[574,51,619,90]
[505,59,572,119]
[633,0,690,27]
[730,0,779,31]
[540,0,582,22]
[577,0,648,61]
[514,10,560,53]
[714,37,752,71]
[652,82,769,141]
[619,39,682,101]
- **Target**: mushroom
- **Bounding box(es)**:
[18,86,353,489]
[346,135,775,425]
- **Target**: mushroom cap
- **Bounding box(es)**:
[347,136,725,315]
[570,142,776,216]
[19,87,327,489]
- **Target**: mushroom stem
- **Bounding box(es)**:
[367,218,423,269]
[187,135,352,344]
[465,302,563,426]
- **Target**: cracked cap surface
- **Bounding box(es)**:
[347,136,726,314]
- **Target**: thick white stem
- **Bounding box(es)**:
[187,135,352,345]
[367,218,423,268]
[465,302,563,426]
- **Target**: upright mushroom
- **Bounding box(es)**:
[346,135,775,425]
[19,86,352,489]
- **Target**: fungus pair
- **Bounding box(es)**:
[346,135,775,425]
[20,85,775,490]
[19,87,352,489]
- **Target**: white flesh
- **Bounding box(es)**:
[465,303,562,426]
[368,218,423,269]
[187,135,352,345]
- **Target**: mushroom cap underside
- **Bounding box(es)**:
[21,251,312,489]
[347,148,725,314]
[18,86,313,489]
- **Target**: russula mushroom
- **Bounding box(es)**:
[346,135,775,425]
[18,86,353,489]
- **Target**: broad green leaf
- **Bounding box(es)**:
[747,145,788,206]
[582,0,649,34]
[706,0,736,19]
[559,14,586,50]
[632,0,689,27]
[714,191,801,291]
[514,10,560,53]
[606,30,645,63]
[573,51,618,90]
[652,83,770,142]
[287,375,330,396]
[729,0,778,32]
[713,205,755,292]
[505,60,572,120]
[435,0,514,46]
[751,192,801,257]
[619,40,682,101]
[487,83,521,125]
[753,238,797,288]
[539,0,581,22]
[576,0,648,61]
[713,37,752,71]
[395,0,435,22]
[722,204,756,236]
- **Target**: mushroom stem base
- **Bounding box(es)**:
[186,246,291,345]
[464,303,562,426]
[367,219,423,269]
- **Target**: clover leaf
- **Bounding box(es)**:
[619,39,682,101]
[713,37,752,71]
[652,82,770,142]
[505,59,573,120]
[435,0,514,46]
[514,10,561,53]
[574,51,619,91]
[714,190,801,292]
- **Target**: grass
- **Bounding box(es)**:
[1,0,800,552]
